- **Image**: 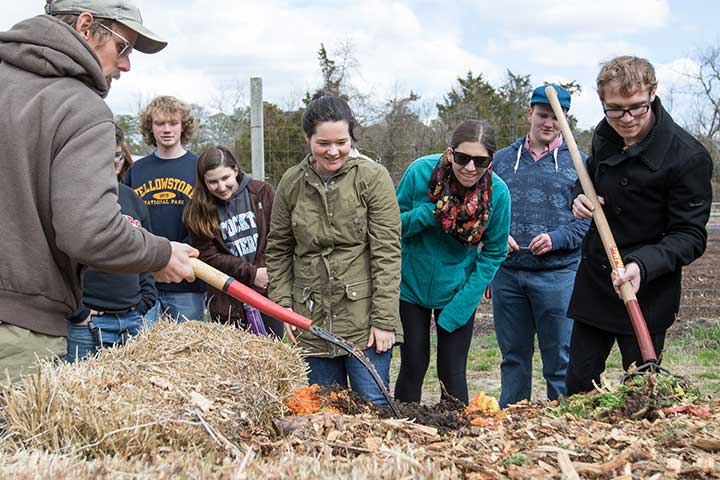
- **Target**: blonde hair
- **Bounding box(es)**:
[139,96,197,147]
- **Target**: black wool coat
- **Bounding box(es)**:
[568,97,713,334]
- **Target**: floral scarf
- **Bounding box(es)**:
[427,152,493,247]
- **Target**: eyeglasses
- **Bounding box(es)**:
[98,23,133,58]
[451,149,493,169]
[603,94,652,120]
[114,151,126,161]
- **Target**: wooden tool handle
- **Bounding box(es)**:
[545,86,657,363]
[190,258,313,331]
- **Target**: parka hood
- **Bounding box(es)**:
[0,15,108,97]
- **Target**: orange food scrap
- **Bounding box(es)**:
[466,391,501,416]
[285,385,323,415]
[466,391,505,426]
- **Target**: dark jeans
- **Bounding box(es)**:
[491,266,575,408]
[565,320,667,395]
[394,300,475,404]
[306,347,392,405]
[66,311,143,363]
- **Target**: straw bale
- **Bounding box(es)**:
[0,320,306,458]
[0,446,457,479]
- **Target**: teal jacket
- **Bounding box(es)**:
[397,154,510,332]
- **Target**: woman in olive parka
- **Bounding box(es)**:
[266,94,402,405]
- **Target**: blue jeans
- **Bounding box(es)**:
[66,310,143,363]
[145,291,205,324]
[306,347,392,405]
[491,266,575,408]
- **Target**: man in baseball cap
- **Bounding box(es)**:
[490,83,590,408]
[0,2,196,382]
[45,0,167,54]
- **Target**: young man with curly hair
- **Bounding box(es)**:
[124,96,206,323]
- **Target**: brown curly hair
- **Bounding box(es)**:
[596,56,658,100]
[139,96,197,147]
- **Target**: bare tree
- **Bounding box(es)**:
[683,44,720,169]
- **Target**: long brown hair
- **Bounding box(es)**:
[183,146,241,239]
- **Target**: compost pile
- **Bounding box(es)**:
[1,321,719,479]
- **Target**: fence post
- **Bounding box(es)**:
[250,77,265,180]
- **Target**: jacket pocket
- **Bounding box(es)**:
[344,279,372,301]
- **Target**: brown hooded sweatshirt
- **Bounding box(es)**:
[0,15,171,337]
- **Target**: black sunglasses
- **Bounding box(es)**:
[452,149,492,169]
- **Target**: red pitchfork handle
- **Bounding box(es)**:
[190,258,312,331]
[545,86,657,363]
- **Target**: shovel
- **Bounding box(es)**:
[545,86,671,379]
[190,258,402,417]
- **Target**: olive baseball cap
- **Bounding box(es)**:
[44,0,167,54]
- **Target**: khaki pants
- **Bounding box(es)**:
[0,323,66,385]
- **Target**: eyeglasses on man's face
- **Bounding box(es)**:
[603,93,652,120]
[98,23,133,59]
[452,149,493,169]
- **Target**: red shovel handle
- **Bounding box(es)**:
[190,258,312,331]
[545,86,657,363]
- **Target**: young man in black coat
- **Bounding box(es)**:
[566,55,714,394]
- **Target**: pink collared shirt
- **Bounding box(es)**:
[524,135,563,161]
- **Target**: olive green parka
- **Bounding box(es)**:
[266,151,403,357]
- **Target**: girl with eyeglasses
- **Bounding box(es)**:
[394,119,511,405]
[114,127,133,181]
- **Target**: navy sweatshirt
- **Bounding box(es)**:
[123,150,205,293]
[82,184,158,314]
[493,136,590,271]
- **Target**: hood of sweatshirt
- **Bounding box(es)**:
[507,135,568,174]
[0,15,108,98]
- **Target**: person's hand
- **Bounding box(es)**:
[78,309,98,325]
[367,326,395,353]
[284,307,298,345]
[253,267,269,289]
[507,234,520,254]
[152,241,198,283]
[611,262,641,298]
[572,194,604,219]
[528,233,553,256]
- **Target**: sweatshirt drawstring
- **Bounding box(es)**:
[513,144,522,174]
[515,139,560,173]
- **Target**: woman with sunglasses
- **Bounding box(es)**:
[394,119,510,404]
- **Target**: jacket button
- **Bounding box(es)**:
[615,207,623,215]
[351,292,357,297]
[619,177,629,186]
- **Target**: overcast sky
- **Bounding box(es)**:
[3,0,717,130]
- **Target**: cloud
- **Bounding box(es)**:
[0,0,706,131]
[471,0,669,34]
